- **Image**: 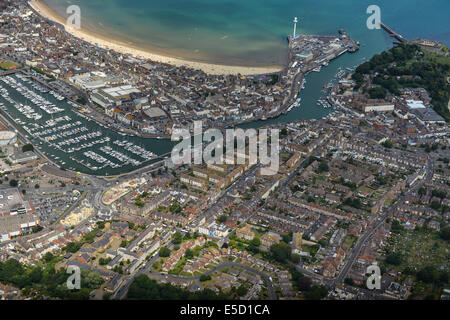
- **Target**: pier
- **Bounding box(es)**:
[279,31,359,116]
[380,22,408,43]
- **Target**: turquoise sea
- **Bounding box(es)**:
[44,0,450,66]
[10,0,446,175]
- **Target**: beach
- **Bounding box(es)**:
[28,0,283,75]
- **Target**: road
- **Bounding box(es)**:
[114,261,277,300]
[335,156,433,285]
[278,154,434,290]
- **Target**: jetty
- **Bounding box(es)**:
[380,22,407,43]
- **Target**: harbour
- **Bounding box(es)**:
[0,13,363,177]
[2,1,446,176]
[0,72,170,176]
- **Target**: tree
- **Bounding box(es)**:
[431,189,446,199]
[418,187,427,196]
[63,242,81,253]
[29,267,43,283]
[159,247,171,257]
[385,253,402,266]
[250,237,261,247]
[430,200,441,210]
[369,87,387,99]
[403,266,415,276]
[282,232,293,244]
[297,276,312,291]
[344,278,354,286]
[135,198,145,208]
[391,220,404,233]
[318,161,329,173]
[43,252,54,263]
[381,140,393,149]
[96,221,106,230]
[305,285,328,300]
[417,266,438,284]
[236,285,248,297]
[169,200,182,213]
[81,269,104,290]
[291,253,301,264]
[103,292,113,300]
[344,197,362,209]
[0,259,22,277]
[439,226,450,241]
[32,225,43,233]
[127,274,229,300]
[9,179,18,187]
[76,97,87,105]
[270,242,291,264]
[22,144,34,152]
[185,249,194,259]
[99,257,112,266]
[172,232,182,245]
[200,274,211,282]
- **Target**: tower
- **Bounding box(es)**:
[293,17,298,39]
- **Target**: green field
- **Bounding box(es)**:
[342,235,358,250]
[384,228,448,271]
[0,61,19,70]
[381,227,449,299]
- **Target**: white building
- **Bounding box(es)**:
[363,104,395,113]
[198,222,230,238]
[0,214,40,242]
[0,131,17,146]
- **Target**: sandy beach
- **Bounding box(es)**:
[28,0,283,75]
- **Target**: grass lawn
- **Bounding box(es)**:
[342,235,358,250]
[357,186,375,195]
[423,50,450,68]
[168,257,188,275]
[384,198,395,207]
[301,244,320,256]
[152,258,165,272]
[0,61,20,70]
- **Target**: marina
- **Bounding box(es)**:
[0,8,411,177]
[0,73,165,176]
[316,66,356,109]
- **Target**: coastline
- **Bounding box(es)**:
[28,0,284,76]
